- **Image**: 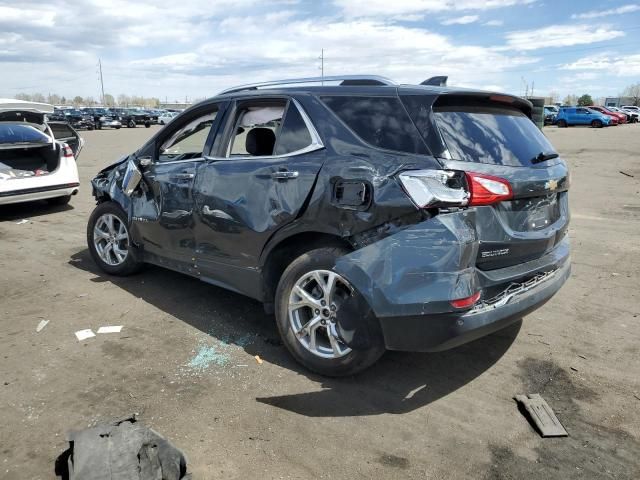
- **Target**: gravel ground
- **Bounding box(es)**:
[1,123,639,479]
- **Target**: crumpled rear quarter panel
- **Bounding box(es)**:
[334,210,479,318]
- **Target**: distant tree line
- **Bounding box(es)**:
[13,92,162,108]
[556,82,640,107]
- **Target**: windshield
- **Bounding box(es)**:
[433,105,557,167]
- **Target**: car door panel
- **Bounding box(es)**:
[130,102,227,265]
[194,151,323,264]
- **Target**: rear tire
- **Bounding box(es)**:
[275,246,385,376]
[47,195,71,206]
[144,121,151,128]
[87,202,143,276]
[591,119,603,128]
[557,119,567,128]
[128,119,136,128]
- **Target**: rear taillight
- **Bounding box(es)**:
[465,172,512,206]
[63,144,74,158]
[450,291,481,309]
[398,169,512,209]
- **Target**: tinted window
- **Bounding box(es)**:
[0,124,50,144]
[49,122,76,140]
[321,96,428,154]
[274,103,313,155]
[433,105,556,166]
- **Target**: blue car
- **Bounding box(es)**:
[555,107,611,128]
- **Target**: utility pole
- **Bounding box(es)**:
[98,59,105,105]
[319,49,324,84]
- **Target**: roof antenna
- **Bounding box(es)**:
[421,76,448,87]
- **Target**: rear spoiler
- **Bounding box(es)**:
[421,76,448,87]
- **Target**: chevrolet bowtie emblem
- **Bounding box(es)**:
[546,179,558,191]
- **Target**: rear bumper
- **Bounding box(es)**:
[0,183,79,205]
[378,258,570,351]
[334,210,571,352]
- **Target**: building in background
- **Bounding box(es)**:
[604,97,636,107]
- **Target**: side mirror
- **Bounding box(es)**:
[123,158,142,197]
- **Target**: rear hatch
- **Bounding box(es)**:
[404,93,569,270]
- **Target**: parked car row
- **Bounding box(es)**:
[46,107,184,131]
[550,105,640,128]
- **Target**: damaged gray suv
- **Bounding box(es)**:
[87,75,570,376]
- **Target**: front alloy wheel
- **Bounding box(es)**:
[87,202,143,276]
[93,213,129,266]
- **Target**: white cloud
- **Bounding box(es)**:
[441,15,479,25]
[505,24,624,50]
[561,53,640,76]
[571,4,640,20]
[333,0,536,17]
[484,20,504,26]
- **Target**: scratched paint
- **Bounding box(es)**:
[188,345,230,371]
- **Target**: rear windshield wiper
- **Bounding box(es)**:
[531,152,559,164]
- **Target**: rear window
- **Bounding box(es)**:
[321,96,428,154]
[0,124,50,144]
[431,103,556,166]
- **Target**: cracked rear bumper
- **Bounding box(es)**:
[334,211,570,352]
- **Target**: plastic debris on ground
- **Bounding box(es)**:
[254,355,263,365]
[36,319,49,332]
[514,393,568,437]
[15,219,29,225]
[75,329,96,341]
[97,325,123,334]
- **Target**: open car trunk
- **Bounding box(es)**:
[0,144,61,179]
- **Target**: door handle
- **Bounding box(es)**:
[271,170,299,180]
[170,172,195,180]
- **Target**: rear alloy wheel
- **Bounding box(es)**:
[87,202,143,276]
[591,119,603,128]
[275,247,385,376]
[557,119,567,128]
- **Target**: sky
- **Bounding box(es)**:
[1,0,639,102]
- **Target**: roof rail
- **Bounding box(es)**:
[218,75,397,95]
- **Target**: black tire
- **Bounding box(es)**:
[591,119,603,128]
[96,121,102,130]
[160,120,165,125]
[87,202,143,276]
[47,195,71,206]
[557,119,567,128]
[275,246,385,376]
[87,125,94,131]
[115,125,121,129]
[127,119,136,128]
[144,121,151,128]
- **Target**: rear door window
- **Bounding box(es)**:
[430,102,556,167]
[0,124,50,145]
[321,96,428,154]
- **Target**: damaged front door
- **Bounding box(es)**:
[131,103,225,270]
[192,97,325,297]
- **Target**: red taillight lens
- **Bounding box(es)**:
[466,172,513,206]
[63,144,74,158]
[450,291,481,309]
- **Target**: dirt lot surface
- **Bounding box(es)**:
[1,124,639,479]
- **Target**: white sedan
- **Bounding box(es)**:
[0,99,83,206]
[158,112,178,125]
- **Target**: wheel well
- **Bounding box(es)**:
[261,232,351,308]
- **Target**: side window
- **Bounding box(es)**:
[49,122,77,141]
[227,101,286,157]
[321,96,428,154]
[158,107,218,162]
[274,102,313,155]
[576,108,587,114]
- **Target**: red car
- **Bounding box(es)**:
[589,106,625,124]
